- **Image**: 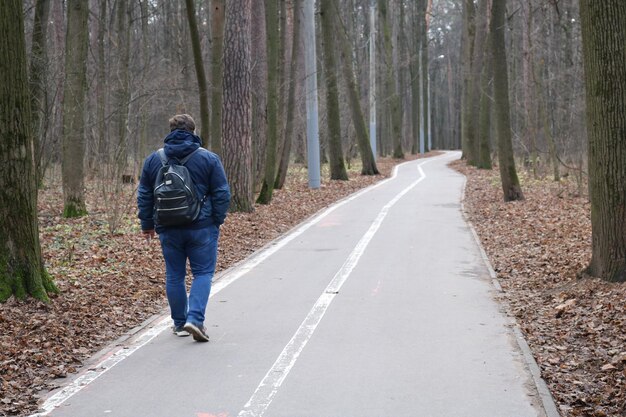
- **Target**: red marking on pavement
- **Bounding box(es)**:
[317,214,341,227]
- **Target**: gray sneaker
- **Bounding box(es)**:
[172,325,190,337]
[183,322,209,342]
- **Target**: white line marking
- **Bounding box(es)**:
[31,153,452,417]
[238,158,442,417]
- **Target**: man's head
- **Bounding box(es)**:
[169,114,196,133]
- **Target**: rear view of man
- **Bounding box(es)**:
[137,114,230,342]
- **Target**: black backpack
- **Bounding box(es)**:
[153,148,205,227]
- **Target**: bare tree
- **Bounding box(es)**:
[210,0,225,154]
[320,0,349,180]
[62,0,90,217]
[491,0,523,201]
[185,0,210,144]
[257,0,280,203]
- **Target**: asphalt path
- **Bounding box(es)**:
[39,152,551,417]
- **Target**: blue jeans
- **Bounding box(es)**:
[159,226,220,327]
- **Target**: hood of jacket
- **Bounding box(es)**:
[163,129,202,160]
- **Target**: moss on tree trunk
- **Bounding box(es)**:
[0,0,58,302]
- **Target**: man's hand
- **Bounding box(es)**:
[142,229,155,242]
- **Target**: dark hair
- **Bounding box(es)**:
[169,114,196,132]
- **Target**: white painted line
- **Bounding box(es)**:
[238,157,443,417]
[31,153,452,417]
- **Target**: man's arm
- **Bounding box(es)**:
[137,156,156,232]
[208,154,231,225]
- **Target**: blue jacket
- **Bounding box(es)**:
[137,129,231,233]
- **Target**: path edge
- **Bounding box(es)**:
[458,172,561,417]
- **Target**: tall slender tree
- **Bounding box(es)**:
[275,0,301,190]
[379,0,403,159]
[222,0,254,212]
[580,0,626,282]
[320,0,349,180]
[210,0,225,154]
[460,0,476,162]
[334,0,378,175]
[185,0,210,144]
[491,0,523,201]
[61,0,90,217]
[0,0,58,302]
[257,0,280,203]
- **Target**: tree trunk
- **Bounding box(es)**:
[460,0,475,162]
[410,2,421,155]
[580,0,626,282]
[62,0,90,217]
[334,0,378,175]
[477,37,492,170]
[275,0,301,190]
[320,0,348,180]
[491,0,523,202]
[379,0,403,159]
[96,0,107,168]
[251,0,267,193]
[113,0,130,170]
[185,0,210,145]
[468,0,490,165]
[419,0,430,153]
[28,0,51,185]
[222,0,254,212]
[0,0,57,302]
[257,0,280,204]
[210,0,225,154]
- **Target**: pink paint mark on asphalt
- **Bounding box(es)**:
[371,279,382,296]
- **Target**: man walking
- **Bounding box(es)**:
[137,114,230,342]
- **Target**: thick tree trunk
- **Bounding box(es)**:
[62,0,90,217]
[320,0,348,180]
[29,0,51,185]
[275,0,301,190]
[580,0,626,282]
[0,0,57,302]
[222,0,254,212]
[334,0,378,175]
[491,0,523,202]
[257,0,280,204]
[210,0,225,154]
[185,0,210,145]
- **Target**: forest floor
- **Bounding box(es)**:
[0,153,623,417]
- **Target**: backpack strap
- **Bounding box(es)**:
[157,148,168,167]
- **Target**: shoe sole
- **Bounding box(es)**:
[183,323,209,342]
[174,330,190,337]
